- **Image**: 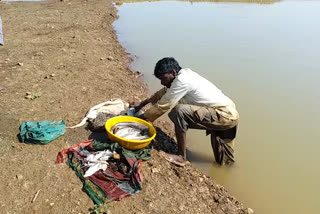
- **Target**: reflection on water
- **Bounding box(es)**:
[114,1,320,214]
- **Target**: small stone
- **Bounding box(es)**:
[152,168,160,173]
[44,75,49,79]
[178,205,184,211]
[107,56,114,61]
[247,208,254,214]
[26,92,31,95]
[144,197,152,202]
[16,174,23,180]
[34,52,44,56]
[213,194,219,202]
[17,62,23,66]
[50,74,55,77]
[50,202,54,206]
[22,182,29,189]
[100,57,104,60]
[25,95,32,99]
[199,186,208,193]
[45,199,49,203]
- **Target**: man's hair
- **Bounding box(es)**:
[154,57,182,77]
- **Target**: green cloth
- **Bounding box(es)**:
[19,120,65,144]
[67,153,107,205]
[62,140,144,205]
[92,140,151,161]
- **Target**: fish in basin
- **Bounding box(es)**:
[111,122,150,140]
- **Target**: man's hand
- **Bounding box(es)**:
[129,101,140,111]
[130,99,150,113]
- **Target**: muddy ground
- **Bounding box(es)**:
[0,0,251,213]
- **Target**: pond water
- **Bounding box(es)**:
[113,1,320,213]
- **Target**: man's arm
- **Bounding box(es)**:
[144,79,189,122]
[133,87,167,113]
[133,99,150,113]
[148,87,167,105]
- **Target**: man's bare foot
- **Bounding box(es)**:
[165,154,186,167]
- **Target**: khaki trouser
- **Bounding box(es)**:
[168,104,239,165]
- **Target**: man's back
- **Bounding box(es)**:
[164,68,234,107]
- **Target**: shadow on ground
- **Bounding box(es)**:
[150,127,178,154]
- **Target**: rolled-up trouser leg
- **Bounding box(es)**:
[210,130,236,165]
[169,104,238,165]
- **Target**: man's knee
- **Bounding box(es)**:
[168,104,192,131]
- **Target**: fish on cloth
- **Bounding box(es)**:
[84,150,114,177]
[56,140,143,204]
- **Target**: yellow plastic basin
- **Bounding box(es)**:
[105,116,156,150]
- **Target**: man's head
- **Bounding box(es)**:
[154,57,182,88]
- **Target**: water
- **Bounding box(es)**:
[113,1,320,213]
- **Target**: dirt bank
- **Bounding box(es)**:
[0,0,250,213]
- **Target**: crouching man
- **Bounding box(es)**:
[135,57,239,166]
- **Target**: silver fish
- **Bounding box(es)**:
[111,122,150,140]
